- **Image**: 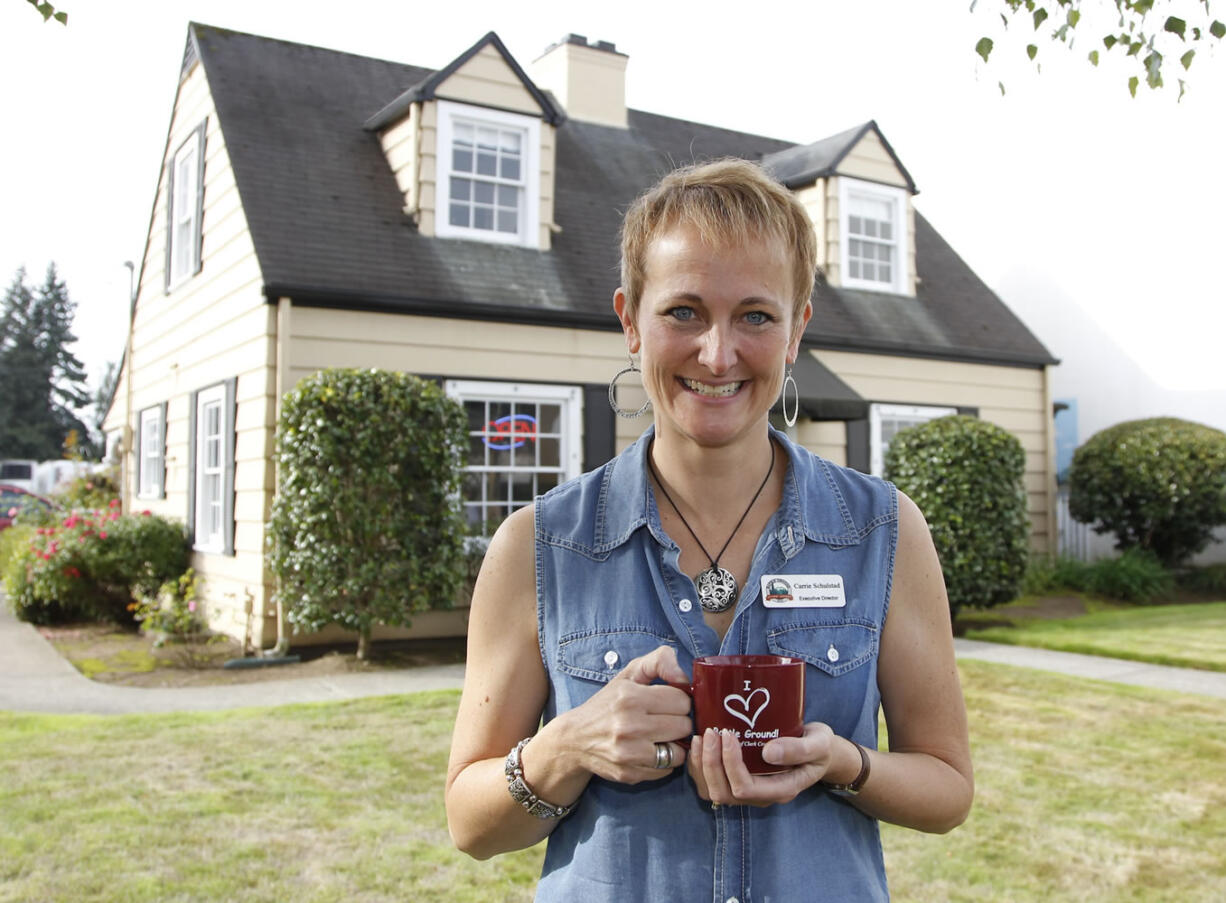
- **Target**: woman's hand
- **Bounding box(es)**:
[555,644,693,785]
[688,721,846,807]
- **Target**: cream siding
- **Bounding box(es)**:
[816,349,1054,553]
[793,420,847,466]
[437,45,543,114]
[794,181,828,274]
[378,106,420,216]
[834,131,908,188]
[119,57,274,643]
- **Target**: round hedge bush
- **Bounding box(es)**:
[1068,417,1226,566]
[884,415,1031,614]
[267,369,469,659]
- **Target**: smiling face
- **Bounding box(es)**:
[615,225,812,450]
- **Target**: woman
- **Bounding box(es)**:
[445,159,973,901]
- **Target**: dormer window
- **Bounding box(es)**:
[435,100,540,247]
[839,177,908,294]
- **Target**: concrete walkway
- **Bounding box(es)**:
[2,603,1224,715]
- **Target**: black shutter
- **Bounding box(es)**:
[582,384,616,471]
[846,419,870,474]
[186,389,198,545]
[163,161,175,293]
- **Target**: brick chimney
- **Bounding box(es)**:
[530,34,628,128]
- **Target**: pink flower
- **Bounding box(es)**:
[108,499,120,508]
[141,510,151,516]
[188,601,197,613]
[85,482,94,490]
[99,531,108,540]
[5,507,15,517]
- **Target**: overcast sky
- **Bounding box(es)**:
[2,0,1224,403]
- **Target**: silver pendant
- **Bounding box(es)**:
[695,566,738,612]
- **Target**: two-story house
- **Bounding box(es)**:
[104,24,1057,648]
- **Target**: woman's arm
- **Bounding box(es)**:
[445,506,693,860]
[689,491,973,833]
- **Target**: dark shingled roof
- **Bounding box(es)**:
[188,23,1055,368]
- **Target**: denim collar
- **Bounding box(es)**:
[595,425,871,558]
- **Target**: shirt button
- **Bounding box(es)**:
[827,644,840,663]
[603,650,619,668]
[726,897,741,903]
[678,598,693,613]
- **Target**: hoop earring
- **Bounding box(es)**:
[782,365,799,428]
[609,355,652,418]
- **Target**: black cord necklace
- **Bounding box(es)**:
[648,441,775,613]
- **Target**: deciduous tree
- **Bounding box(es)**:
[973,0,1225,98]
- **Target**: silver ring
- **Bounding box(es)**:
[711,801,721,810]
[654,742,673,769]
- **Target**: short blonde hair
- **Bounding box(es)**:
[619,158,817,324]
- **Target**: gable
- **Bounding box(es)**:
[835,129,910,189]
[435,43,543,115]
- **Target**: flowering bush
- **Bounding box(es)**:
[130,567,205,644]
[3,502,190,626]
[56,470,120,512]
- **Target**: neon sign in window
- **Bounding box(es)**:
[484,414,537,450]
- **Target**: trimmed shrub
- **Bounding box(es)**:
[1020,555,1092,596]
[1084,549,1173,603]
[3,504,190,625]
[267,369,469,659]
[1068,418,1226,566]
[885,415,1030,614]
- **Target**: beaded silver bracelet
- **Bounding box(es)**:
[504,737,576,819]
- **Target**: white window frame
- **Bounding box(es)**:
[168,135,200,286]
[444,380,582,534]
[193,384,226,552]
[435,100,540,248]
[869,403,957,477]
[137,405,165,499]
[839,177,908,295]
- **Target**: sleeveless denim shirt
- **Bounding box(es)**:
[533,426,898,903]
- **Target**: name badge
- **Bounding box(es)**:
[761,574,847,608]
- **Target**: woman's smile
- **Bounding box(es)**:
[681,377,744,398]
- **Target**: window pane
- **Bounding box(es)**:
[511,473,535,503]
[467,435,487,466]
[497,184,518,207]
[474,181,495,204]
[849,239,862,258]
[863,261,876,281]
[537,473,560,495]
[880,222,893,241]
[537,404,561,435]
[864,219,878,238]
[450,178,471,201]
[449,204,469,227]
[537,437,560,467]
[452,147,473,173]
[464,400,485,432]
[877,244,893,263]
[880,264,892,282]
[848,215,862,235]
[454,123,474,144]
[500,157,521,181]
[473,207,494,230]
[496,210,517,233]
[500,131,521,154]
[477,151,497,176]
[849,260,860,278]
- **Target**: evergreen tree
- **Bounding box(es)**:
[0,264,94,459]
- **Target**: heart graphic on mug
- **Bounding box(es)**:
[723,687,770,729]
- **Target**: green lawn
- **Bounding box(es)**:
[964,601,1226,672]
[3,662,1225,902]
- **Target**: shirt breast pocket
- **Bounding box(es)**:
[765,620,877,677]
[556,628,679,692]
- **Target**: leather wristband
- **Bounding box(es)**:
[822,741,871,796]
[504,737,576,819]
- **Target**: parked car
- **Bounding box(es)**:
[0,484,58,531]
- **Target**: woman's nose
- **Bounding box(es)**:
[697,325,736,374]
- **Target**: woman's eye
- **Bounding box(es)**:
[745,311,772,326]
[667,307,696,322]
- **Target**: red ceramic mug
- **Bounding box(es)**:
[674,654,805,775]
